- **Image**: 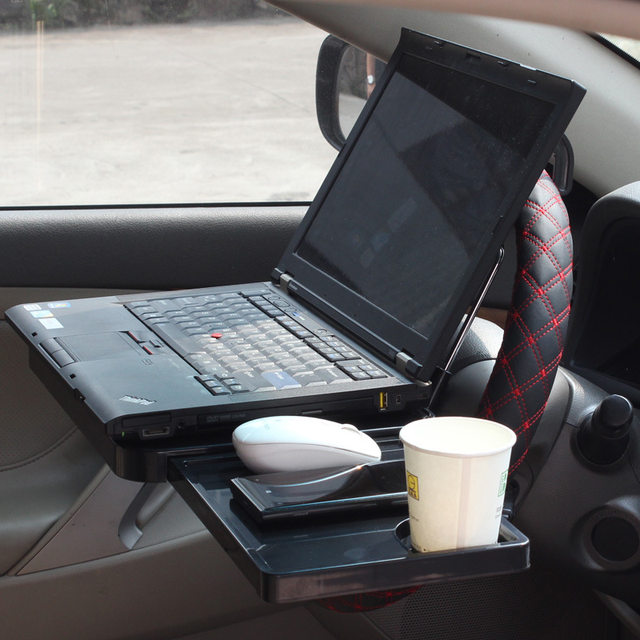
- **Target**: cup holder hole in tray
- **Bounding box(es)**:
[394,518,510,554]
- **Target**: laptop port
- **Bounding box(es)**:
[378,392,389,411]
[140,426,172,439]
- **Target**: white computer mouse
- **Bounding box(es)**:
[232,416,382,473]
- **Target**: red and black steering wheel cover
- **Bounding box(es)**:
[477,171,573,473]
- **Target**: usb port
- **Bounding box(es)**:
[140,426,171,439]
[378,392,389,411]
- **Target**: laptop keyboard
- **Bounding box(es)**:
[125,291,390,396]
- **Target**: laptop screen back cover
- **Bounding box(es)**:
[274,28,585,384]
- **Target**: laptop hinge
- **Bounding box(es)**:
[279,273,294,295]
[395,351,421,378]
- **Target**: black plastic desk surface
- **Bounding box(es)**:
[169,453,530,604]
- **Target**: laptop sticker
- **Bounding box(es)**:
[39,318,63,330]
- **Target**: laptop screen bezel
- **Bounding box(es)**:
[273,28,585,382]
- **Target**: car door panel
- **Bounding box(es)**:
[0,204,306,288]
[0,204,305,639]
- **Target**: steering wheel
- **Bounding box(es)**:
[477,171,573,473]
[321,171,573,613]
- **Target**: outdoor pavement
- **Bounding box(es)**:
[0,16,338,206]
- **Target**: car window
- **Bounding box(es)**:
[0,2,337,206]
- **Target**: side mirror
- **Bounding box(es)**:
[315,35,386,150]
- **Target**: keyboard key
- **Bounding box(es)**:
[276,357,300,369]
[274,334,299,346]
[195,376,231,395]
[152,299,180,312]
[227,363,254,374]
[139,312,164,321]
[130,305,155,314]
[176,321,201,329]
[255,362,278,372]
[175,297,200,307]
[262,370,301,389]
[210,386,231,395]
[338,362,389,380]
[185,328,207,336]
[285,365,311,376]
[340,364,360,373]
[294,372,325,385]
[360,363,385,374]
[193,363,230,378]
[234,371,274,391]
[314,367,351,384]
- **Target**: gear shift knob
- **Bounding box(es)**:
[577,394,633,466]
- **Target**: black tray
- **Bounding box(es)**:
[169,453,530,604]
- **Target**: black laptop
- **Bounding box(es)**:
[6,29,585,443]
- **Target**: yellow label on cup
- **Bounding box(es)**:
[407,471,419,500]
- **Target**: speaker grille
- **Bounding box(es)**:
[591,516,639,563]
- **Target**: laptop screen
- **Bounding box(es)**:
[295,52,553,337]
[276,29,583,380]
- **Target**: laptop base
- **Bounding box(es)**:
[28,346,423,481]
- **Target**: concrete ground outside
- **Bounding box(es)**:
[0,16,338,206]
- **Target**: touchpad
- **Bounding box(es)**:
[59,333,137,361]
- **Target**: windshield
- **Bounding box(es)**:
[0,2,336,206]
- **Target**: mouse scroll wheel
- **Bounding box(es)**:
[341,424,360,433]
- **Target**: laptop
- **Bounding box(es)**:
[6,29,585,443]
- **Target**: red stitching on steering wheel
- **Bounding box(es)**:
[478,172,573,473]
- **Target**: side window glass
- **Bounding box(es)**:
[1,4,337,205]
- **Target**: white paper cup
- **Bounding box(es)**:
[399,417,516,553]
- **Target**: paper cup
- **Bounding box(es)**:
[399,417,516,553]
